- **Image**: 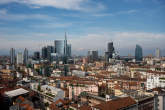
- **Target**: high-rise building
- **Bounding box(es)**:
[47,46,54,61]
[23,48,28,65]
[155,48,161,58]
[42,46,48,59]
[105,42,115,62]
[67,44,71,57]
[54,40,65,56]
[34,51,40,60]
[17,52,23,65]
[108,42,115,58]
[135,44,143,61]
[64,32,67,56]
[10,48,15,65]
[53,33,71,63]
[88,50,98,62]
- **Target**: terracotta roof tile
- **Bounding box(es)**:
[94,97,136,110]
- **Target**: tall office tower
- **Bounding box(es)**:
[34,51,40,60]
[88,50,98,62]
[107,42,115,57]
[47,46,54,61]
[17,52,23,65]
[23,48,28,65]
[135,44,143,61]
[155,48,161,58]
[64,32,67,56]
[105,42,115,62]
[10,48,15,65]
[67,44,71,57]
[54,40,65,56]
[42,46,48,59]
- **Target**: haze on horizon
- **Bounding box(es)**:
[0,0,165,56]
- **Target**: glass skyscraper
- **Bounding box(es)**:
[105,42,115,62]
[23,48,28,65]
[67,44,71,57]
[10,48,15,65]
[54,40,65,56]
[42,46,48,59]
[135,44,143,61]
[17,52,23,65]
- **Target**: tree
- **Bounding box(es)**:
[37,85,41,91]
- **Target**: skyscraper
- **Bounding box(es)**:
[108,42,115,54]
[53,33,71,63]
[155,48,161,58]
[64,32,67,56]
[105,42,115,62]
[67,44,71,57]
[135,44,143,61]
[47,46,54,61]
[54,40,65,56]
[10,48,15,65]
[42,46,48,59]
[23,48,28,65]
[88,50,98,62]
[34,51,40,60]
[17,52,23,65]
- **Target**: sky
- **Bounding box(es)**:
[0,0,165,56]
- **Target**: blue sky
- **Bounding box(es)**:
[0,0,165,56]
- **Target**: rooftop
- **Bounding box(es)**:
[5,88,29,98]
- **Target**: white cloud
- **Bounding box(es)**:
[0,9,7,14]
[0,9,55,21]
[31,22,72,29]
[0,0,105,11]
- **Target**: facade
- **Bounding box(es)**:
[107,42,115,54]
[41,85,65,102]
[69,83,98,99]
[10,48,15,65]
[155,93,165,110]
[146,71,165,90]
[23,48,28,65]
[88,50,98,62]
[34,51,40,60]
[105,42,115,62]
[152,88,165,110]
[54,40,65,56]
[67,44,71,57]
[17,52,23,65]
[42,46,48,59]
[155,48,161,58]
[64,33,67,56]
[47,46,54,61]
[135,44,143,61]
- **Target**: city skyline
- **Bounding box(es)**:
[0,0,165,56]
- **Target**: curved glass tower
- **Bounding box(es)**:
[54,40,65,56]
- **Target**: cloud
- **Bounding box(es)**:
[0,9,7,14]
[0,0,105,12]
[0,9,55,21]
[31,22,73,29]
